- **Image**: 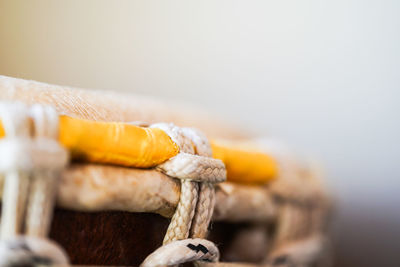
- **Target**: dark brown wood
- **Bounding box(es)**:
[50,209,246,266]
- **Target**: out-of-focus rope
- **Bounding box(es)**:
[0,102,31,238]
[0,102,69,266]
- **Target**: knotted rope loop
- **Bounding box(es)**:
[141,238,219,267]
[150,123,226,185]
[146,123,225,266]
[152,123,225,184]
[157,153,226,183]
[0,102,70,266]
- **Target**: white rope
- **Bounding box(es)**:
[26,104,68,237]
[0,102,31,238]
[141,238,219,267]
[151,123,202,243]
[0,102,69,265]
[163,179,199,243]
[0,139,68,172]
[0,236,69,266]
[186,128,216,239]
[147,123,225,266]
[156,153,225,183]
[190,182,215,239]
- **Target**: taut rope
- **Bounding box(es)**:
[0,102,69,266]
[141,123,226,266]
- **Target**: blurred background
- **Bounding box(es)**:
[0,1,399,266]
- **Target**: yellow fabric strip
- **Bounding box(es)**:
[58,116,179,168]
[211,140,278,184]
[0,116,179,168]
[0,123,4,137]
[0,116,278,184]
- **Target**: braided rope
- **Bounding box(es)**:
[141,238,219,267]
[163,180,199,243]
[190,182,215,239]
[151,124,200,244]
[188,130,215,239]
[156,153,225,183]
[145,123,226,266]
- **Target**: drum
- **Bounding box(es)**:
[0,75,332,267]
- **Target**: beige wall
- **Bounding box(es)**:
[1,1,400,266]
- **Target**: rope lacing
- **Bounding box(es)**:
[141,123,226,267]
[0,102,69,267]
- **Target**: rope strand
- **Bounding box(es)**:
[0,102,69,266]
[144,123,226,266]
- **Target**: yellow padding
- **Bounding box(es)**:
[0,123,4,138]
[0,116,179,168]
[211,140,278,184]
[0,116,278,184]
[59,116,180,168]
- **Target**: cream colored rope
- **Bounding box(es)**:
[0,102,69,266]
[152,123,200,244]
[0,236,69,266]
[187,128,215,239]
[26,104,68,237]
[163,179,199,243]
[191,182,215,239]
[141,238,219,267]
[151,124,225,243]
[0,103,31,238]
[143,123,226,266]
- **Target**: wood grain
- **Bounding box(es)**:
[50,209,245,266]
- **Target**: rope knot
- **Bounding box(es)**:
[145,123,226,266]
[151,123,226,183]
